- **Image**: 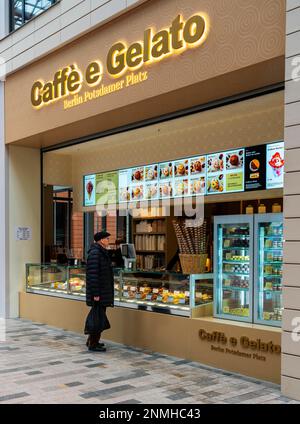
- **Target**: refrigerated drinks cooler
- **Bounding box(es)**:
[254,214,283,326]
[214,213,283,327]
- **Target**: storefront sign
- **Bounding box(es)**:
[199,329,281,362]
[31,13,209,110]
[15,226,32,241]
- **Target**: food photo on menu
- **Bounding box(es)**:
[174,179,189,197]
[131,167,144,182]
[131,184,144,200]
[226,149,244,170]
[174,159,189,177]
[159,162,173,179]
[145,164,158,181]
[207,174,224,194]
[207,153,224,173]
[145,182,158,199]
[190,156,206,175]
[159,181,173,198]
[190,176,206,195]
[119,186,131,202]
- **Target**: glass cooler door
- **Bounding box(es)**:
[214,215,254,322]
[254,213,283,327]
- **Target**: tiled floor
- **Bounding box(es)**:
[0,318,298,404]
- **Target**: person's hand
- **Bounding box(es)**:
[94,296,100,301]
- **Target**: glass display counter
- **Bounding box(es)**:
[26,264,213,316]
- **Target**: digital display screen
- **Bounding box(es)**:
[83,142,283,206]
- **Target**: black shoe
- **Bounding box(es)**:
[86,340,105,347]
[88,345,107,352]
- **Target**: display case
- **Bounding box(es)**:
[26,264,121,301]
[254,213,283,326]
[26,264,213,317]
[214,215,254,322]
[119,271,213,317]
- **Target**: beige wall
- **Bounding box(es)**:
[5,0,285,147]
[282,0,300,401]
[8,146,41,317]
[0,0,147,75]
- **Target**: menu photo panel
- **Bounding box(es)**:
[245,145,267,191]
[84,174,96,206]
[266,141,284,190]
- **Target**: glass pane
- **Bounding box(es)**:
[12,1,23,30]
[26,264,68,294]
[257,220,283,323]
[216,223,250,318]
[194,275,213,306]
[24,0,54,23]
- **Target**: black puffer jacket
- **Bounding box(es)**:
[86,243,114,307]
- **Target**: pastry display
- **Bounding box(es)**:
[207,153,224,173]
[131,167,144,182]
[69,277,85,292]
[119,187,130,202]
[174,159,189,177]
[159,181,173,197]
[50,281,67,290]
[174,179,188,196]
[145,183,158,199]
[207,174,224,193]
[159,162,173,179]
[131,185,144,200]
[145,165,158,181]
[226,150,244,170]
[190,156,206,175]
[190,177,205,195]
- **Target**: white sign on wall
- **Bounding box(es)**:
[15,227,32,241]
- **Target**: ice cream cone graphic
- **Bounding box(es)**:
[86,181,94,200]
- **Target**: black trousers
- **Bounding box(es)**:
[86,333,101,348]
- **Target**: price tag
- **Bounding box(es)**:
[136,293,142,299]
[146,294,152,300]
[130,286,136,291]
[157,296,163,302]
[174,290,181,295]
[123,292,129,298]
[168,296,174,303]
[179,298,186,304]
[139,287,145,292]
[196,292,202,298]
[185,291,190,297]
[163,289,169,294]
[153,288,159,294]
[123,285,128,291]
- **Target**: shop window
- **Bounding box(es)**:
[10,0,58,32]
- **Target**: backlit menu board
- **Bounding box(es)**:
[83,141,284,206]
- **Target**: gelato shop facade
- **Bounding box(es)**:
[1,0,300,399]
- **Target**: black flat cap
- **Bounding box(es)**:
[94,231,111,242]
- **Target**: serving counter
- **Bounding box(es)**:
[26,264,213,317]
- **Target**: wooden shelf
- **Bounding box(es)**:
[133,217,166,220]
[134,232,166,235]
[136,250,165,254]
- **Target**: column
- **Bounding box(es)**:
[282,0,300,401]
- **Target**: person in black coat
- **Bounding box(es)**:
[85,231,114,352]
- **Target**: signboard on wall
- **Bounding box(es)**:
[15,227,32,241]
[84,174,96,206]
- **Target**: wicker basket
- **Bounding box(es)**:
[179,254,207,274]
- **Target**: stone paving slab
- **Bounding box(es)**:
[0,318,298,404]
